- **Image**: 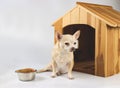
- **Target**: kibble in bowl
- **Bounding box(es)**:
[15,68,36,81]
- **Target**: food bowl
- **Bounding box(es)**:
[15,68,36,81]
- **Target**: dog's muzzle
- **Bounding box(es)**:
[70,47,76,52]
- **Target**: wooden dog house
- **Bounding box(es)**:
[52,2,120,77]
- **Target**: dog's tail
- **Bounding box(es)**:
[36,64,52,73]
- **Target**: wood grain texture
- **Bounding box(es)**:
[100,22,107,77]
[119,28,120,72]
[95,21,107,77]
[107,27,114,76]
[62,13,70,27]
[79,8,87,24]
[113,28,119,74]
[90,14,96,28]
[107,27,119,76]
[87,13,91,25]
[76,2,113,8]
[70,7,79,24]
[77,2,120,27]
[78,5,117,27]
[94,18,100,75]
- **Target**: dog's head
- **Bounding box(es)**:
[56,30,80,52]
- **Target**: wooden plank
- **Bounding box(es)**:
[119,28,120,72]
[79,8,87,24]
[118,24,120,27]
[95,18,100,75]
[70,7,79,24]
[54,18,63,33]
[107,27,119,76]
[95,20,107,77]
[89,7,119,27]
[100,21,107,77]
[106,7,120,19]
[77,5,117,27]
[90,15,96,28]
[62,13,70,27]
[76,2,113,8]
[107,26,114,76]
[95,20,103,76]
[97,21,107,77]
[106,26,119,76]
[113,28,119,74]
[87,13,91,26]
[97,7,120,26]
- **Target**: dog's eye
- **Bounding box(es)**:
[65,42,70,46]
[74,42,76,45]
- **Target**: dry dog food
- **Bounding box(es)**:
[15,68,36,73]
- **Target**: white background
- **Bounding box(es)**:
[0,0,120,88]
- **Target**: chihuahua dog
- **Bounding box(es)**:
[37,30,80,79]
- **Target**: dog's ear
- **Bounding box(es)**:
[55,31,62,41]
[73,30,80,39]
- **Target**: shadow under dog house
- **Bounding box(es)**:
[52,2,120,77]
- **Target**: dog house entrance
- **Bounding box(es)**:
[63,24,95,75]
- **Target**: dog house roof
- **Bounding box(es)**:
[53,2,120,27]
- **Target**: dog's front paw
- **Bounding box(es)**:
[68,75,74,80]
[51,74,57,78]
[56,72,61,76]
[68,77,74,80]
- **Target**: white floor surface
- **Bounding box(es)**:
[1,70,120,88]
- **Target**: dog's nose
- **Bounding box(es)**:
[70,47,75,52]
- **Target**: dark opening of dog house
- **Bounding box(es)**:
[63,24,95,74]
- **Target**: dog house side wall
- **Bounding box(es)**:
[53,6,120,77]
[107,26,120,76]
